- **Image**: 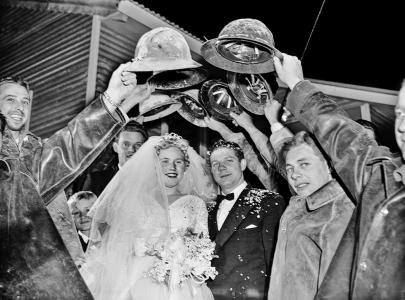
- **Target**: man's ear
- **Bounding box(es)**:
[112,142,118,154]
[240,158,247,171]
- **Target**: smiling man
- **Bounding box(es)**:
[79,121,148,196]
[113,122,147,168]
[0,64,151,299]
[0,79,30,136]
[266,131,354,300]
[268,52,405,299]
[207,140,285,300]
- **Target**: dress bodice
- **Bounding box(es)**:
[168,195,209,234]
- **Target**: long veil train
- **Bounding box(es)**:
[80,135,217,300]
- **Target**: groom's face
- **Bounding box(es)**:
[210,147,246,193]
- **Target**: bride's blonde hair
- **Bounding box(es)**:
[154,133,190,167]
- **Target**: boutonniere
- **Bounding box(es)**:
[206,201,217,212]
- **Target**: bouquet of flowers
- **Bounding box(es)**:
[145,228,218,290]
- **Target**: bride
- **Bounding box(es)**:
[80,133,217,300]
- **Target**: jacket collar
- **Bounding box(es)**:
[1,126,39,155]
[393,164,405,185]
[291,180,345,211]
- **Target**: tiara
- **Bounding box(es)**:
[155,133,190,166]
[207,139,244,160]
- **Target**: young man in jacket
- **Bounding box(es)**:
[273,53,405,299]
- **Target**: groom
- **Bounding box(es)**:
[207,140,285,299]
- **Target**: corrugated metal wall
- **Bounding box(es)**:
[96,20,140,95]
[0,7,92,138]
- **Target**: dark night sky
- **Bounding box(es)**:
[137,0,404,91]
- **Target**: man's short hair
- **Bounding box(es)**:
[67,191,97,210]
[115,120,148,142]
[280,131,326,166]
[0,76,30,93]
[207,140,244,162]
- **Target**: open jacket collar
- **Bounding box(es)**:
[1,127,39,157]
[290,180,346,211]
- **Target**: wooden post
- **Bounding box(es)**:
[85,15,101,105]
[360,103,371,121]
[26,90,34,131]
[199,127,208,158]
[161,118,169,135]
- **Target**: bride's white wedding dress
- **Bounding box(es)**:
[81,195,214,300]
[80,135,217,300]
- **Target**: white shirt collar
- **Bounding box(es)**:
[221,181,247,201]
[216,181,248,230]
[78,230,89,244]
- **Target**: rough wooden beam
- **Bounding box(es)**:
[199,127,208,158]
[85,15,101,105]
[160,119,168,135]
[309,78,398,106]
[26,90,34,131]
[360,103,371,121]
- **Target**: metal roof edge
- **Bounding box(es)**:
[117,0,204,54]
[0,0,117,16]
[308,78,398,106]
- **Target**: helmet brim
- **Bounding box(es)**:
[125,58,201,72]
[227,72,274,115]
[148,68,208,91]
[199,79,242,121]
[201,39,275,74]
[138,93,182,122]
[173,89,209,127]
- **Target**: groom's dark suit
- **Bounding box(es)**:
[208,185,285,300]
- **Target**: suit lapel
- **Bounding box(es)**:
[208,200,220,241]
[215,186,255,248]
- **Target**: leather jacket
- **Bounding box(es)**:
[0,97,125,299]
[286,80,405,299]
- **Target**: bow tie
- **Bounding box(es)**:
[218,193,234,201]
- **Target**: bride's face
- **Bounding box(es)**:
[158,146,186,188]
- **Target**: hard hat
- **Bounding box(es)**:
[126,27,201,72]
[227,72,275,115]
[199,79,242,121]
[148,68,208,91]
[201,19,280,74]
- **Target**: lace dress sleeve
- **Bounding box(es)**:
[193,197,209,235]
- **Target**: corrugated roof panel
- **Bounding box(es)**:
[0,7,92,138]
[95,24,139,94]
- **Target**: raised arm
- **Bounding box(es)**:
[265,99,294,180]
[229,111,276,167]
[274,54,383,199]
[40,63,152,203]
[229,110,287,184]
